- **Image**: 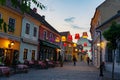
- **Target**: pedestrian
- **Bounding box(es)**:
[73,55,77,66]
[86,56,90,65]
[99,62,104,77]
[80,55,83,61]
[45,59,49,69]
[90,59,92,65]
[59,55,63,67]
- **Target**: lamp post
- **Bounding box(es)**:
[96,30,103,77]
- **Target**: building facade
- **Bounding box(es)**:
[77,37,92,62]
[96,12,120,73]
[60,31,73,61]
[90,0,120,72]
[38,17,61,61]
[19,9,40,63]
[0,5,22,65]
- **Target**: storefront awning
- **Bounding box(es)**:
[40,40,60,49]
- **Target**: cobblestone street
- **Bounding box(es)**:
[0,61,100,80]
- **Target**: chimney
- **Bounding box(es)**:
[33,8,37,13]
[117,10,120,14]
[42,15,45,19]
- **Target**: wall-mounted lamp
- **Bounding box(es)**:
[8,41,15,48]
[75,48,78,52]
[97,43,100,47]
[11,41,15,46]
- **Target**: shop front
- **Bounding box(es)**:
[38,40,60,61]
[0,35,20,66]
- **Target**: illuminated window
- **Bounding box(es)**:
[31,50,35,60]
[23,49,28,59]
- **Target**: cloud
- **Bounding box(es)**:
[71,25,80,29]
[64,17,89,32]
[71,24,88,30]
[63,23,88,30]
[64,17,75,23]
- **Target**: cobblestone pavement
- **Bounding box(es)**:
[0,61,101,80]
[102,71,120,80]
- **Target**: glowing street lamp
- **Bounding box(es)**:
[97,43,100,47]
[11,41,15,46]
[8,41,15,48]
[75,49,78,52]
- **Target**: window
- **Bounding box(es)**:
[50,33,53,38]
[0,13,2,30]
[8,18,15,32]
[0,48,4,57]
[116,43,120,63]
[43,30,47,40]
[25,23,30,34]
[50,33,54,42]
[105,46,113,62]
[0,13,1,19]
[33,27,37,37]
[23,49,28,59]
[31,50,35,60]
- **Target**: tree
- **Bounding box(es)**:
[0,0,45,13]
[0,0,45,33]
[103,21,120,80]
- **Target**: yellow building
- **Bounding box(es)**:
[0,5,22,65]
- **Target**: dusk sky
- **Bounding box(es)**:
[32,0,105,42]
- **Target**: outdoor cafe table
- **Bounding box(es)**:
[0,66,10,76]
